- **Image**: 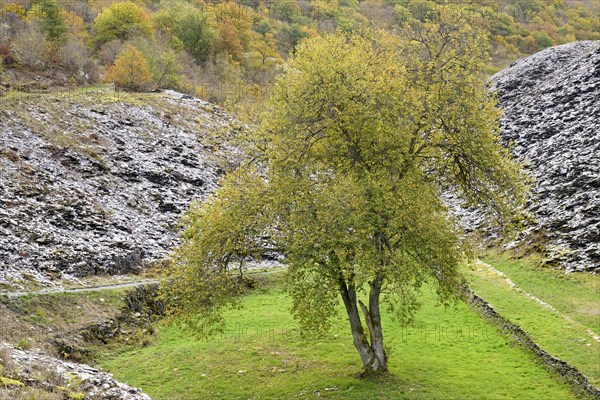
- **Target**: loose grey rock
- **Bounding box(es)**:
[0,90,234,287]
[0,343,152,399]
[462,41,600,272]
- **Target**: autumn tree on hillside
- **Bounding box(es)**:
[92,2,153,47]
[165,6,528,376]
[211,1,254,50]
[216,16,243,62]
[105,44,152,92]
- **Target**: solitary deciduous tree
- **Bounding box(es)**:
[166,6,527,376]
[105,45,152,92]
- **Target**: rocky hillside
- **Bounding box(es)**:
[490,41,600,272]
[1,343,151,399]
[0,89,233,288]
[1,41,598,287]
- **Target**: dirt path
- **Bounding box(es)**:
[0,279,161,298]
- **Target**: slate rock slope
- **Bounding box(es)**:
[490,41,600,272]
[0,90,232,287]
[1,343,152,399]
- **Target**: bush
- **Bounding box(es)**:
[0,348,16,377]
[11,25,48,69]
[57,39,89,74]
[200,52,243,103]
[16,338,30,350]
[105,44,152,92]
[83,60,99,83]
[98,39,123,66]
[0,26,9,61]
[0,14,26,63]
[92,2,153,47]
[277,23,314,54]
[134,38,183,90]
[534,31,553,49]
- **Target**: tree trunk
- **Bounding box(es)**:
[338,276,387,376]
[361,275,387,372]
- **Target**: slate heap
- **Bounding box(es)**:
[490,41,600,272]
[0,91,230,286]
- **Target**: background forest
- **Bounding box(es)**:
[0,0,598,103]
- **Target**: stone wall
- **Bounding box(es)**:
[469,291,600,398]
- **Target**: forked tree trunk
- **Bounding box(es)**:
[339,276,387,376]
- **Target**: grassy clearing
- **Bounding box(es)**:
[100,284,577,400]
[0,289,126,351]
[479,252,600,333]
[3,289,125,325]
[465,252,600,387]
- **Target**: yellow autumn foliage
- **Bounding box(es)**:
[105,45,152,92]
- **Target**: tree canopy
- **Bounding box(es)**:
[1,0,598,103]
[165,5,528,375]
[105,44,152,92]
[36,0,68,44]
[92,1,153,47]
[154,1,219,64]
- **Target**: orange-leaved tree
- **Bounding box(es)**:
[105,44,152,92]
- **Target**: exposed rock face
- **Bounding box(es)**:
[0,90,232,286]
[0,343,152,399]
[490,41,600,272]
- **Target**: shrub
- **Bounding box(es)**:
[98,39,122,66]
[105,44,152,92]
[83,60,100,83]
[11,25,48,69]
[393,5,413,24]
[58,39,89,74]
[92,2,152,47]
[270,0,302,23]
[134,38,183,90]
[16,338,30,350]
[0,14,26,63]
[277,23,314,54]
[1,3,27,18]
[200,52,243,103]
[534,31,553,49]
[0,348,16,377]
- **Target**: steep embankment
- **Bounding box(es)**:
[491,41,600,272]
[0,89,233,288]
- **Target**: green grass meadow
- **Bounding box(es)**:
[465,253,600,388]
[100,280,579,400]
[478,252,600,333]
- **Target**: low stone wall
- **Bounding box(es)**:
[468,290,600,399]
[82,283,165,346]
